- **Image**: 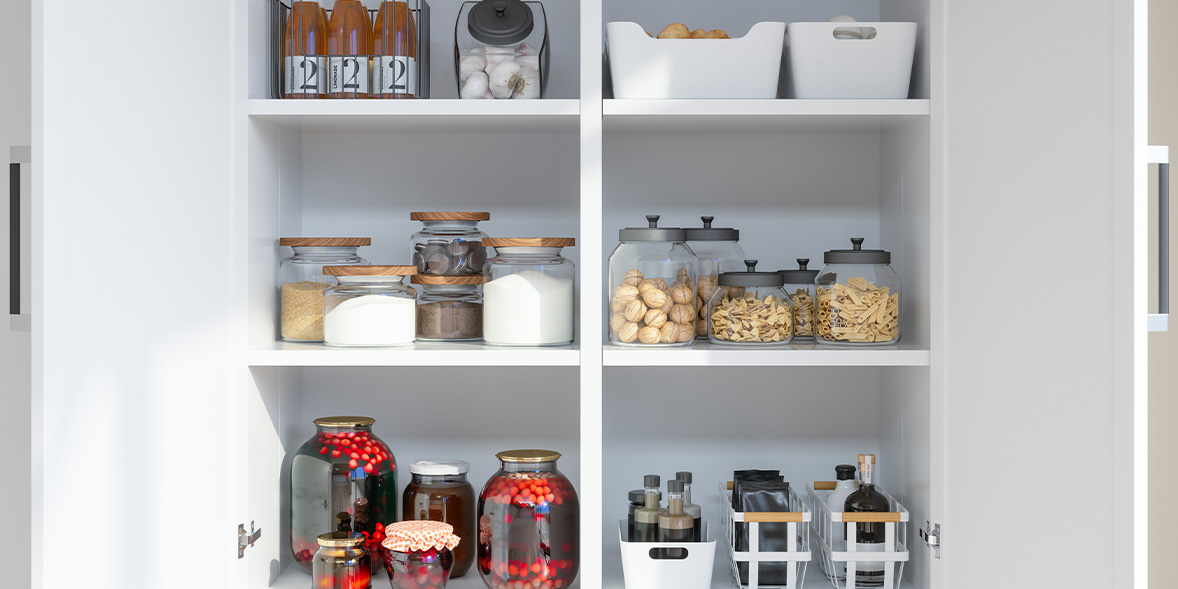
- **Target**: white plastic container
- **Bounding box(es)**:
[618,520,716,589]
[786,22,917,99]
[606,21,786,99]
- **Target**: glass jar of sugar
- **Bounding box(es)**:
[279,237,370,342]
[482,238,576,346]
[323,265,419,347]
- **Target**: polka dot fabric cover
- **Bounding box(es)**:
[381,521,461,553]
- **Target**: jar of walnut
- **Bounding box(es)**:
[707,260,794,346]
[684,216,746,338]
[815,238,901,346]
[607,215,698,346]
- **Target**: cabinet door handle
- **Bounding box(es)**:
[1150,145,1170,332]
[9,146,29,317]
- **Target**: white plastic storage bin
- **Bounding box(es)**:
[618,520,716,589]
[606,21,786,99]
[807,482,909,589]
[785,22,917,99]
[720,481,812,589]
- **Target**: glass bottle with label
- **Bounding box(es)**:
[373,1,419,98]
[632,474,663,542]
[284,1,328,98]
[844,454,889,586]
[327,0,372,99]
[675,471,702,542]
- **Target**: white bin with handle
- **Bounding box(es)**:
[618,519,716,589]
[786,22,917,99]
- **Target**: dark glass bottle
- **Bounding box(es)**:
[632,474,663,542]
[844,453,889,586]
[658,479,694,549]
[675,471,702,542]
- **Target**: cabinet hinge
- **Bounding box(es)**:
[238,522,261,558]
[919,521,941,559]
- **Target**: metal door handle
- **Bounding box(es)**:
[9,146,29,318]
[1150,146,1170,332]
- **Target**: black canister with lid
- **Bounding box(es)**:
[685,216,746,339]
[608,216,699,346]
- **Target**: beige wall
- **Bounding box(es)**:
[1151,1,1178,586]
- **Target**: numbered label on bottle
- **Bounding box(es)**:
[285,56,327,95]
[375,56,418,96]
[328,56,370,96]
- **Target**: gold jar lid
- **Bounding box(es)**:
[317,532,366,548]
[313,416,376,428]
[496,449,562,463]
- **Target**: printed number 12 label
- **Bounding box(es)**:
[329,56,369,95]
[376,56,418,96]
[285,56,326,95]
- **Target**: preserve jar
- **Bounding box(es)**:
[381,521,461,589]
[323,266,418,347]
[607,215,698,346]
[403,460,477,577]
[456,0,549,99]
[290,416,398,573]
[279,237,370,342]
[411,212,490,276]
[816,238,901,345]
[779,258,819,339]
[482,238,576,346]
[478,450,579,589]
[684,216,746,338]
[313,532,373,589]
[707,260,794,346]
[411,276,485,342]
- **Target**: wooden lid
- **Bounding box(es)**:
[410,274,486,285]
[322,265,418,276]
[279,237,371,247]
[409,212,491,221]
[483,237,576,248]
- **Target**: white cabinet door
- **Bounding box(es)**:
[35,1,239,588]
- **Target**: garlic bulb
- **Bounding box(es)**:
[461,71,491,99]
[488,61,540,99]
[458,55,487,84]
[517,55,540,71]
[483,46,516,74]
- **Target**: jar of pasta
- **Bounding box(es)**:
[607,215,698,346]
[707,260,793,346]
[684,216,745,338]
[816,238,901,346]
[779,258,818,339]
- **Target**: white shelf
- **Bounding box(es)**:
[603,341,930,367]
[248,341,580,367]
[248,99,581,132]
[603,99,930,133]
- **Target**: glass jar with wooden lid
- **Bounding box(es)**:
[322,265,418,347]
[482,238,576,346]
[410,275,485,342]
[279,237,370,342]
[410,212,490,276]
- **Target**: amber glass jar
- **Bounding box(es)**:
[403,460,477,577]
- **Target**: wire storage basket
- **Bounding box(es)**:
[807,482,909,589]
[720,481,812,589]
[271,0,431,99]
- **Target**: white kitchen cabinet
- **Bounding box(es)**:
[30,1,1145,589]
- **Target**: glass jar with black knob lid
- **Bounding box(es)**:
[707,260,794,346]
[779,258,819,340]
[684,216,746,338]
[456,0,550,99]
[815,238,901,346]
[607,215,698,346]
[410,212,490,276]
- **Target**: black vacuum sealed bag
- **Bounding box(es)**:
[735,480,794,585]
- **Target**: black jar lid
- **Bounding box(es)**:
[619,215,686,242]
[468,0,535,45]
[835,464,856,481]
[779,258,819,283]
[684,216,739,242]
[823,238,891,264]
[719,260,785,287]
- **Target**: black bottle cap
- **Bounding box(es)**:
[644,474,660,487]
[668,479,684,493]
[676,471,692,484]
[835,464,856,480]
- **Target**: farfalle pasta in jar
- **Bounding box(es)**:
[815,238,901,345]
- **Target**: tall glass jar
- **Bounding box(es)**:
[707,260,794,346]
[607,215,698,346]
[779,258,819,340]
[478,450,579,589]
[403,460,477,577]
[411,212,490,276]
[411,276,485,342]
[290,416,398,573]
[381,521,461,589]
[313,532,372,589]
[482,238,576,346]
[684,216,746,338]
[816,238,901,345]
[279,237,370,342]
[456,0,549,99]
[323,266,418,347]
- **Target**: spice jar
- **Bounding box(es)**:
[607,215,698,346]
[482,238,576,346]
[708,260,794,346]
[290,416,398,573]
[456,0,549,99]
[410,212,490,276]
[313,532,373,589]
[816,238,901,345]
[411,275,485,342]
[381,521,461,589]
[403,460,477,577]
[323,266,418,347]
[478,450,579,589]
[779,258,819,339]
[279,238,370,342]
[684,216,746,338]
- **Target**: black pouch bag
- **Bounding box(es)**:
[736,481,794,586]
[731,469,781,507]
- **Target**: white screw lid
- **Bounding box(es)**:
[410,460,471,475]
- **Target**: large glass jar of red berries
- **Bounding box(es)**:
[290,416,398,573]
[477,449,579,589]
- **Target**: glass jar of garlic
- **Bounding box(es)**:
[684,216,746,339]
[707,260,794,346]
[607,215,698,346]
[779,258,819,340]
[815,238,901,346]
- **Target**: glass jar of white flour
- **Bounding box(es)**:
[482,238,575,346]
[322,265,419,347]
